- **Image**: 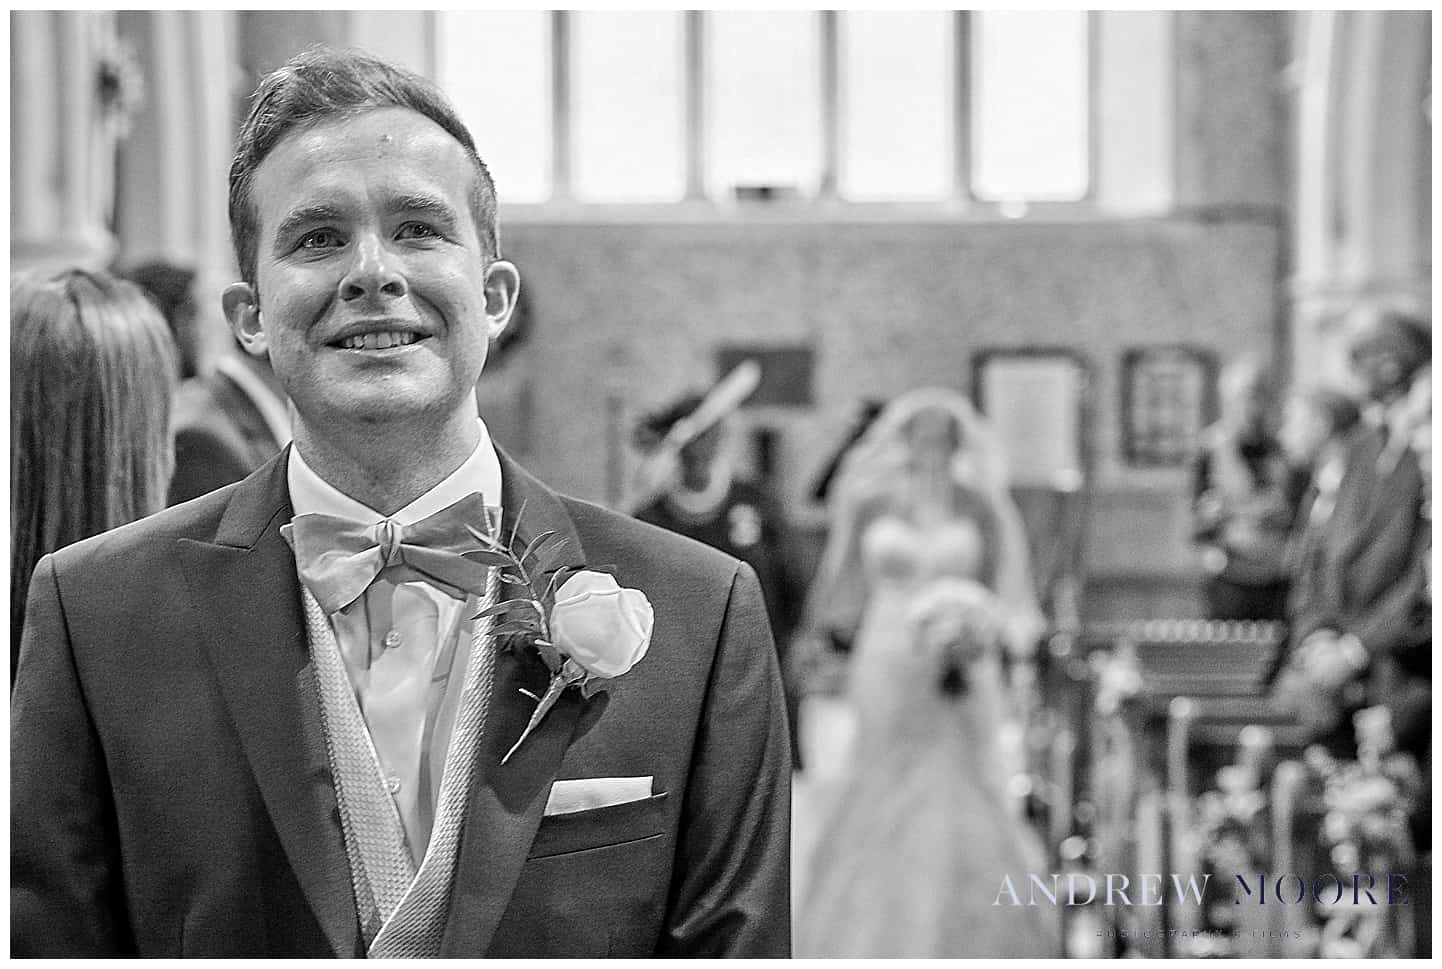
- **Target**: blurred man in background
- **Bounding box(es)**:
[168,336,291,504]
[120,261,202,379]
[1285,308,1430,747]
[122,259,292,505]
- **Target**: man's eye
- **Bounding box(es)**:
[298,229,342,249]
[397,222,439,240]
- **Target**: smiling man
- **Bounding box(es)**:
[11,47,792,957]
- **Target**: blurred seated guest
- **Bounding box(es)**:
[1281,309,1430,747]
[797,388,1056,957]
[167,336,290,505]
[119,261,202,380]
[631,390,806,767]
[1191,356,1295,620]
[10,268,179,680]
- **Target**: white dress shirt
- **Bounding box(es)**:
[287,421,503,866]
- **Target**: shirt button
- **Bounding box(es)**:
[383,629,404,650]
[387,776,402,794]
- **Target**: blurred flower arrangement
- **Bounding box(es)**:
[1182,763,1270,952]
[1195,765,1270,874]
[1183,707,1424,958]
[1299,707,1423,958]
[1091,643,1141,717]
[904,577,1007,696]
[1304,711,1422,874]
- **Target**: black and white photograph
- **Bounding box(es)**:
[8,7,1432,959]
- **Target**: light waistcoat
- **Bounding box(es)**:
[288,424,504,955]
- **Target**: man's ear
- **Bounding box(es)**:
[481,260,521,342]
[222,283,268,358]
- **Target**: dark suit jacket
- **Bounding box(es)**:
[1289,425,1427,657]
[12,450,792,957]
[168,367,287,506]
[1288,425,1429,738]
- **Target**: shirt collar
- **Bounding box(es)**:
[287,419,503,526]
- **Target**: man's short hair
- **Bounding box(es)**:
[228,45,500,286]
[1347,306,1431,379]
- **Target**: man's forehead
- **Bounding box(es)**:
[260,107,472,178]
[254,113,477,216]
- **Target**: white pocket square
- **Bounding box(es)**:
[544,777,653,816]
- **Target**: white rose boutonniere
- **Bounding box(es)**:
[466,515,654,764]
[549,572,654,678]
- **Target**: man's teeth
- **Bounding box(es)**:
[339,331,420,350]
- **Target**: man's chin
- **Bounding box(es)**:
[303,392,452,432]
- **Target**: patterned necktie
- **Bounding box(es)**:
[281,493,497,613]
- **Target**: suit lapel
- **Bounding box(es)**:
[1358,448,1420,538]
[176,452,360,957]
[440,450,595,956]
[1338,428,1411,561]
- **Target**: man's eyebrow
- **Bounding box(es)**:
[389,192,461,224]
[273,203,347,246]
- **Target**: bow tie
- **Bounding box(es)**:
[281,493,499,614]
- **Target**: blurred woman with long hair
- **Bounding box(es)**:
[11,268,179,678]
[797,387,1059,957]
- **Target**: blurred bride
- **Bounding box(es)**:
[796,387,1061,957]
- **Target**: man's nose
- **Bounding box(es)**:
[339,233,407,302]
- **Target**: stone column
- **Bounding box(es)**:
[112,10,239,378]
[11,10,127,272]
[1289,10,1431,387]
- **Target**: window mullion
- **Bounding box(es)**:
[955,10,973,203]
[685,11,705,201]
[550,10,571,202]
[819,10,839,201]
[1084,11,1099,202]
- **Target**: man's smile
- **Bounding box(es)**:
[335,330,423,350]
[325,318,433,352]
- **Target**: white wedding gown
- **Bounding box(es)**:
[796,513,1062,958]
